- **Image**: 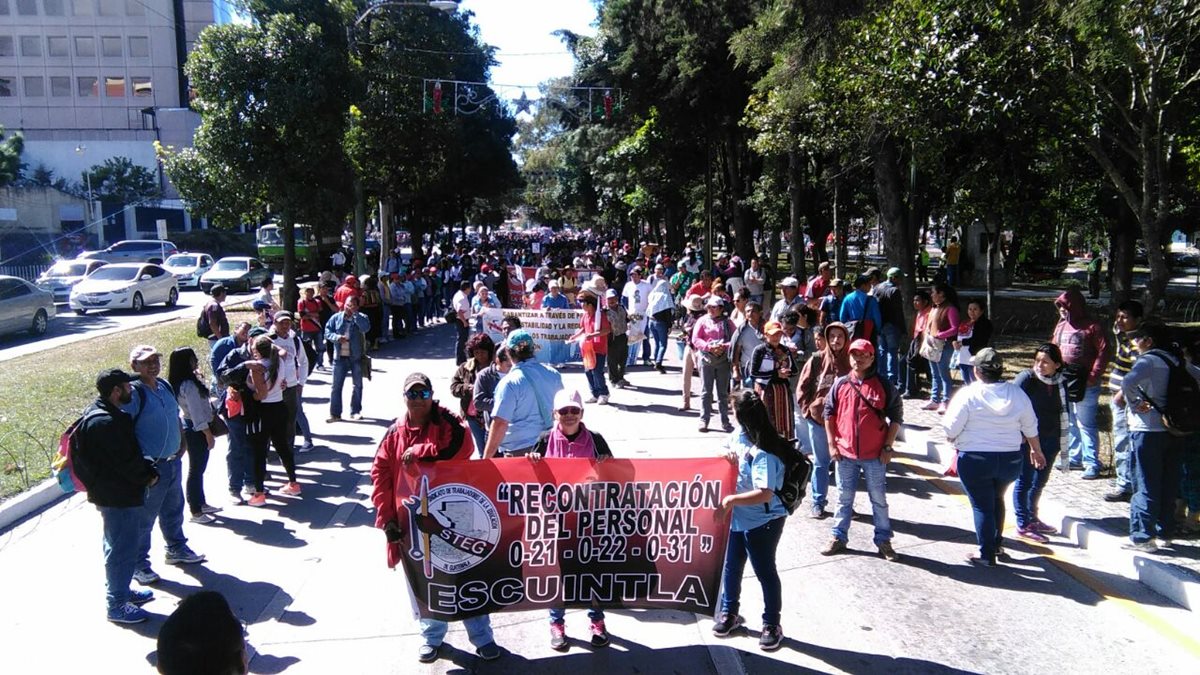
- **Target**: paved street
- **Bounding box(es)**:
[1,324,1198,674]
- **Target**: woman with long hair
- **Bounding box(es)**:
[750,321,799,439]
[451,333,495,452]
[795,323,852,519]
[569,293,612,405]
[1012,343,1068,543]
[245,335,300,506]
[925,281,961,413]
[953,300,994,385]
[712,390,790,652]
[168,347,220,524]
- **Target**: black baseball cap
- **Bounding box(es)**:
[96,368,136,395]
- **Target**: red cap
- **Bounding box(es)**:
[849,338,874,354]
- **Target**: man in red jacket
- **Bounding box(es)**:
[333,274,362,310]
[369,373,501,664]
[821,339,904,561]
[1050,288,1110,479]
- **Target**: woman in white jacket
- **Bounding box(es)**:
[943,348,1046,567]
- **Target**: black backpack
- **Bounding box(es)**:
[1139,350,1200,437]
[766,441,814,515]
[196,304,213,338]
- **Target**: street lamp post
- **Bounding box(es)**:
[75,145,96,243]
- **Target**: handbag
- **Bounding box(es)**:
[359,331,372,381]
[905,335,924,365]
[919,334,946,361]
[208,403,229,437]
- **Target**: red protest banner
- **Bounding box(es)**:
[391,458,736,621]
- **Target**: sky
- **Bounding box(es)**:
[458,0,599,100]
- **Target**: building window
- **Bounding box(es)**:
[20,36,41,57]
[77,75,97,97]
[101,36,121,57]
[47,35,68,57]
[15,0,35,15]
[23,75,44,97]
[124,0,142,15]
[128,35,148,58]
[0,0,8,15]
[43,0,64,15]
[71,0,90,14]
[0,77,13,97]
[0,37,12,58]
[50,75,69,96]
[97,0,118,15]
[104,75,123,97]
[75,36,94,57]
[132,76,151,97]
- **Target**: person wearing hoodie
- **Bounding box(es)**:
[1011,344,1069,543]
[943,348,1045,567]
[1050,287,1110,479]
[796,322,852,519]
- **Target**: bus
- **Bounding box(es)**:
[256,223,342,276]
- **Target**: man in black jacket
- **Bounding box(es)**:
[76,368,160,624]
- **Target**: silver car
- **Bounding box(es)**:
[0,275,56,337]
[69,263,179,314]
[163,253,215,289]
[36,258,108,303]
[78,239,178,265]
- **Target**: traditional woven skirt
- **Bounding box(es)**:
[762,380,795,440]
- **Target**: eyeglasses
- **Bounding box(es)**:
[405,389,433,400]
[557,407,582,415]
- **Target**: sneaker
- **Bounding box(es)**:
[712,612,745,637]
[129,589,154,606]
[936,402,948,414]
[1122,539,1158,553]
[877,542,899,561]
[759,624,784,652]
[966,555,997,568]
[1017,526,1049,544]
[133,568,160,585]
[1067,462,1083,471]
[326,415,342,423]
[597,395,609,405]
[584,396,599,404]
[698,421,709,433]
[280,482,303,496]
[165,547,205,566]
[475,641,502,661]
[821,538,847,556]
[1031,519,1058,535]
[199,504,222,514]
[189,512,216,525]
[550,623,568,651]
[349,413,363,421]
[921,400,939,410]
[809,504,828,520]
[228,490,246,505]
[721,423,735,433]
[590,619,610,647]
[297,441,315,453]
[1081,467,1102,480]
[1156,538,1174,548]
[417,644,439,663]
[248,493,267,507]
[1103,489,1132,503]
[107,602,149,624]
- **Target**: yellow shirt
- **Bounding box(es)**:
[946,242,961,265]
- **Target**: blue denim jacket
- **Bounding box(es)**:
[324,311,370,361]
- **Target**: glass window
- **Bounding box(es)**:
[0,77,13,97]
[77,75,96,97]
[47,36,68,57]
[0,38,12,58]
[75,36,94,57]
[23,75,43,96]
[131,76,151,97]
[15,0,35,15]
[0,0,8,15]
[97,0,118,15]
[50,75,69,96]
[20,36,41,57]
[71,0,90,14]
[100,36,121,57]
[124,0,142,15]
[128,35,148,57]
[104,75,123,97]
[43,0,64,15]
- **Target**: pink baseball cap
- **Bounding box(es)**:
[849,339,874,354]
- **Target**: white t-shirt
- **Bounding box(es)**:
[622,279,652,315]
[248,358,285,403]
[452,290,470,318]
[271,329,308,387]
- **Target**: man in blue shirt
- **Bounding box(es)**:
[209,321,250,390]
[324,295,371,421]
[838,274,882,342]
[482,330,564,457]
[540,279,571,310]
[124,345,205,588]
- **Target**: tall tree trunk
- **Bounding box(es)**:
[1108,214,1138,307]
[787,151,806,279]
[280,213,298,313]
[353,180,366,277]
[724,131,755,262]
[984,213,999,318]
[873,136,916,319]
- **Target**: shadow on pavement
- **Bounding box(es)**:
[217,514,308,548]
[762,637,984,674]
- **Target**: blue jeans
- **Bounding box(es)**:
[585,353,610,397]
[548,607,605,626]
[720,517,785,625]
[1013,442,1060,529]
[380,304,391,335]
[878,323,904,389]
[295,394,312,445]
[224,415,253,494]
[929,345,953,403]
[137,455,188,570]
[1067,385,1102,470]
[957,450,1023,561]
[1129,431,1183,542]
[651,318,671,365]
[832,457,892,544]
[182,423,210,515]
[455,321,469,365]
[330,358,363,418]
[958,364,975,384]
[467,416,487,458]
[804,419,831,509]
[1111,400,1131,491]
[302,330,324,368]
[420,615,495,648]
[100,505,141,611]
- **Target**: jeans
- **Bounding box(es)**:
[182,422,210,515]
[295,387,312,445]
[467,416,487,458]
[380,304,391,336]
[957,450,1023,561]
[1111,400,1131,491]
[831,457,892,544]
[420,615,495,648]
[250,401,297,491]
[805,419,831,509]
[302,330,323,368]
[585,353,610,398]
[699,359,732,426]
[608,334,628,385]
[651,318,671,364]
[224,414,253,493]
[1067,385,1102,470]
[958,364,975,384]
[100,505,141,611]
[929,345,953,403]
[548,607,605,626]
[1129,431,1183,542]
[455,321,469,365]
[1013,442,1060,529]
[947,264,959,286]
[878,323,905,389]
[282,385,300,455]
[330,357,363,418]
[137,455,188,571]
[720,517,785,626]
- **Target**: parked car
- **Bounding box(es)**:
[163,252,215,289]
[0,275,56,337]
[78,239,178,265]
[69,263,179,314]
[36,258,108,303]
[199,256,273,294]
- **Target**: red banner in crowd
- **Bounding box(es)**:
[394,458,737,621]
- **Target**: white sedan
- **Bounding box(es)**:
[69,263,179,315]
[0,275,56,337]
[163,253,215,289]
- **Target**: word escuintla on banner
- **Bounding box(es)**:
[390,458,737,621]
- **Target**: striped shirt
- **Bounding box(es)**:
[1109,329,1136,393]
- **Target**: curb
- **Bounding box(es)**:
[0,479,67,534]
[903,425,1200,611]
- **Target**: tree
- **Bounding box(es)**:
[84,156,160,206]
[0,125,23,189]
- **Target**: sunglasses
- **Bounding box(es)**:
[557,407,582,415]
[405,389,433,400]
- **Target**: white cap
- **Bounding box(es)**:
[553,389,583,412]
[781,276,799,287]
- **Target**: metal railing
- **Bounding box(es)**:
[0,264,50,282]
